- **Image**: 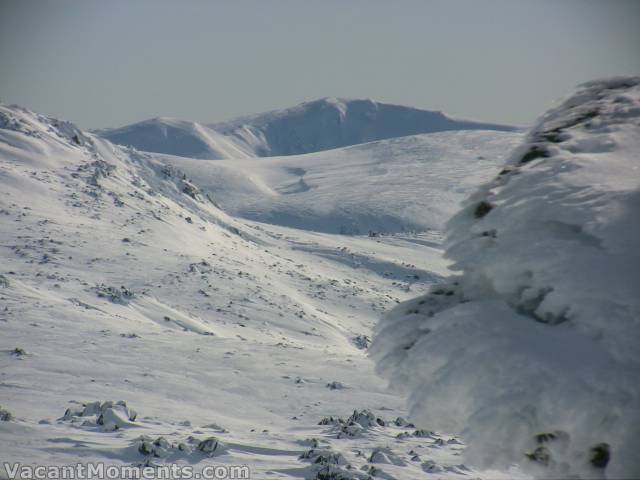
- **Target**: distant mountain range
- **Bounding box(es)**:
[96,97,518,159]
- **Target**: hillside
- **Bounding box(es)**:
[371,76,640,479]
[152,130,521,234]
[0,104,521,478]
[98,97,517,159]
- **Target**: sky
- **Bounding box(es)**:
[1,0,639,129]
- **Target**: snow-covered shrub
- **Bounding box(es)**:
[49,118,88,147]
[0,406,12,421]
[326,381,345,390]
[93,284,135,304]
[371,77,640,478]
[10,347,26,357]
[86,160,116,187]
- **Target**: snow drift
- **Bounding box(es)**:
[98,97,517,159]
[371,77,640,479]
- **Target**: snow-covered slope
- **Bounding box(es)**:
[98,97,517,159]
[153,130,521,234]
[95,117,255,159]
[0,104,523,478]
[371,77,640,479]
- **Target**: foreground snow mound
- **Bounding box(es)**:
[371,77,640,478]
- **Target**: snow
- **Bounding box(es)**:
[94,117,255,160]
[98,97,518,159]
[0,103,522,478]
[5,77,636,478]
[150,130,522,234]
[371,76,640,479]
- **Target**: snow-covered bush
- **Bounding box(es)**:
[371,77,640,478]
[0,405,12,421]
[93,284,136,304]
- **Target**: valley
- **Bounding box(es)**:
[0,104,521,478]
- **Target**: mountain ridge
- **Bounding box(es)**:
[97,97,518,159]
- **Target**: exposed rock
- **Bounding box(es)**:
[94,284,135,304]
[60,400,137,431]
[352,335,371,350]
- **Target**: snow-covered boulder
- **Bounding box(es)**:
[318,409,386,439]
[60,400,137,432]
[196,436,227,456]
[369,447,406,466]
[371,77,640,478]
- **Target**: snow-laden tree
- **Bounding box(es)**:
[371,77,640,479]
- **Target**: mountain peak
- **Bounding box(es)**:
[209,97,514,157]
[98,99,517,159]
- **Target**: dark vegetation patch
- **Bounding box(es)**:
[590,443,610,469]
[474,201,494,218]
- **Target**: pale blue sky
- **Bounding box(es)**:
[1,0,638,128]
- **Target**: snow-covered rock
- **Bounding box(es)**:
[60,400,137,432]
[371,76,640,478]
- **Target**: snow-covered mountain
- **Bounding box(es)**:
[3,77,637,478]
[371,76,640,479]
[94,117,255,160]
[0,104,522,478]
[98,97,517,159]
[210,97,518,157]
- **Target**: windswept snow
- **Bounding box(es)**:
[371,76,640,479]
[0,104,521,478]
[98,97,517,159]
[151,131,521,234]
